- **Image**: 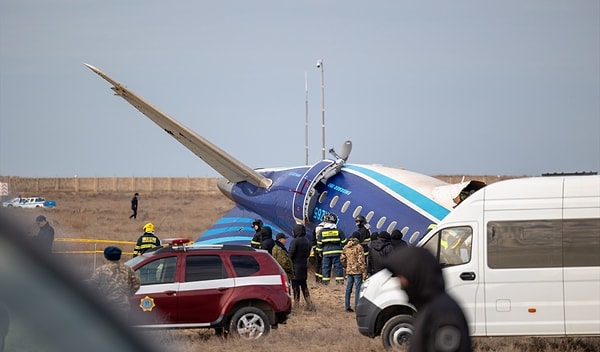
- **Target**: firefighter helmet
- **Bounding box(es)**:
[143,222,155,233]
[323,213,338,224]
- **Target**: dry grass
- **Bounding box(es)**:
[5,191,599,352]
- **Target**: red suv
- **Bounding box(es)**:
[124,240,291,339]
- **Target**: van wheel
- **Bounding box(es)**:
[381,314,414,349]
[229,307,270,340]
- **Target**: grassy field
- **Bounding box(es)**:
[3,190,599,352]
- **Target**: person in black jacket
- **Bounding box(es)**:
[383,247,472,352]
[129,193,139,219]
[260,226,275,254]
[289,224,315,311]
[390,229,408,249]
[35,215,54,253]
[250,218,272,250]
[368,231,393,275]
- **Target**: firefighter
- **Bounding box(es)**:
[316,212,346,285]
[133,222,161,257]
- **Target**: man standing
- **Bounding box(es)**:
[316,212,346,285]
[383,247,471,352]
[89,246,141,319]
[133,222,161,257]
[129,192,139,219]
[35,215,54,253]
[272,233,294,280]
[289,223,315,310]
[341,234,367,313]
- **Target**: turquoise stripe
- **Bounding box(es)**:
[344,165,450,221]
[196,236,252,244]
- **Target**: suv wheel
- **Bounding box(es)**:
[381,314,414,349]
[229,307,271,340]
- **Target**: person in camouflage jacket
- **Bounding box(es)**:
[341,233,367,312]
[89,246,141,318]
[272,233,294,280]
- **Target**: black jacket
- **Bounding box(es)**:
[36,223,55,253]
[260,226,275,254]
[368,232,393,274]
[383,247,471,352]
[289,224,311,281]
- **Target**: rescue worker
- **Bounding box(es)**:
[354,215,371,258]
[133,222,161,257]
[382,247,471,352]
[311,221,325,284]
[316,212,346,285]
[250,218,271,249]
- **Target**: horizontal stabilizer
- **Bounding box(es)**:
[84,63,272,189]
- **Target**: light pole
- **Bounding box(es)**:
[316,59,325,160]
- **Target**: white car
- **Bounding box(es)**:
[15,196,56,208]
[2,197,22,207]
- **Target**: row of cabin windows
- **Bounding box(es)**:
[318,191,422,244]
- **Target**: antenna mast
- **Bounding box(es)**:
[305,72,309,165]
[316,59,325,159]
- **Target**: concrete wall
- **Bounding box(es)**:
[0,177,221,194]
[0,175,519,195]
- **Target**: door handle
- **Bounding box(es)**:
[459,272,476,281]
[164,290,177,295]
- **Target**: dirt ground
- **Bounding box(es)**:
[3,190,598,352]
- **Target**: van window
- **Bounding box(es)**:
[563,218,600,267]
[487,218,600,269]
[487,220,562,269]
[422,226,473,267]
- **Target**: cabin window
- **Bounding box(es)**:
[341,201,351,213]
[366,211,375,223]
[386,221,398,233]
[376,216,387,229]
[408,231,420,245]
[352,206,363,218]
[329,195,339,208]
[318,191,328,204]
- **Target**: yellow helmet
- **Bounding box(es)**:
[143,222,155,233]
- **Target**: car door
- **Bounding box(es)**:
[176,254,235,324]
[130,255,179,325]
[422,224,482,335]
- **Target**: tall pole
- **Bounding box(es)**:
[317,59,325,160]
[304,72,309,165]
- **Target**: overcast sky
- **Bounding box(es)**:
[1,1,598,178]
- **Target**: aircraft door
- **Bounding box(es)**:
[292,160,340,223]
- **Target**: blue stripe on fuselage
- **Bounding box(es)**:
[344,165,450,221]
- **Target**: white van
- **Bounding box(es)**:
[356,175,600,349]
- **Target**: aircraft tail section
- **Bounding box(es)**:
[196,206,284,245]
[84,63,272,189]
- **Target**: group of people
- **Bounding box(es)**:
[310,212,471,351]
[250,218,315,311]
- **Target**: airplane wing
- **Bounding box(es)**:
[84,63,272,189]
